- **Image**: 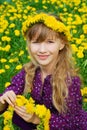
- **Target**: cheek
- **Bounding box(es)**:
[49,45,59,54]
[30,45,38,53]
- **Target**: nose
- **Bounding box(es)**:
[39,43,46,53]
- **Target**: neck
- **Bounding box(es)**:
[40,66,52,83]
[39,57,57,81]
[40,62,56,79]
[41,66,53,76]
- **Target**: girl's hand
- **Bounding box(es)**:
[0,90,16,107]
[14,106,40,124]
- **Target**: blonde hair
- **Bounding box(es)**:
[23,21,76,113]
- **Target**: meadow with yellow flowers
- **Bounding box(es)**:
[0,0,87,113]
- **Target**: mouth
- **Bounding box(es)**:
[37,55,49,60]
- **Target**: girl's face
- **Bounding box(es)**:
[29,37,64,67]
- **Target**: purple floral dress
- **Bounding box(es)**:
[0,68,87,130]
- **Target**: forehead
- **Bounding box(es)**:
[27,23,59,42]
[32,31,58,41]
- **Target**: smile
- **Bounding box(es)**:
[37,55,49,60]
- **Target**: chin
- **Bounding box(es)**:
[36,58,52,66]
[38,61,51,66]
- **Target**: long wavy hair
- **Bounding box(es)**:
[23,20,77,113]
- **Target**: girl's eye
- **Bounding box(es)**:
[31,41,38,44]
[47,40,54,43]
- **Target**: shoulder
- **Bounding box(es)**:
[11,68,26,84]
[16,68,25,77]
[13,68,25,78]
[67,75,81,88]
[71,76,81,86]
[68,76,82,100]
[67,75,81,89]
[71,76,81,88]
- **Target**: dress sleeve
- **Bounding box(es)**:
[0,69,25,114]
[49,76,87,130]
[3,69,25,95]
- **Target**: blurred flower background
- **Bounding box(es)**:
[0,0,87,110]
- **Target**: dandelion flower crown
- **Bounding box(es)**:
[22,13,71,41]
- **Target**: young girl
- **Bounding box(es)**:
[0,13,87,130]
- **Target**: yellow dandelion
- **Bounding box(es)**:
[83,98,87,102]
[28,55,31,59]
[29,97,35,104]
[16,95,27,106]
[15,65,22,70]
[19,50,24,56]
[9,59,14,63]
[83,24,87,34]
[5,82,11,88]
[1,36,11,42]
[71,44,78,53]
[14,58,19,62]
[25,103,35,114]
[77,51,84,58]
[4,45,11,52]
[5,65,10,69]
[3,125,11,130]
[9,23,15,28]
[0,69,5,74]
[5,31,9,34]
[8,105,14,112]
[44,109,51,130]
[14,30,20,36]
[0,58,7,63]
[3,111,12,121]
[81,87,87,96]
[76,38,82,44]
[35,105,47,118]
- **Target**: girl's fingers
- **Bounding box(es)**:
[14,105,34,122]
[14,106,26,114]
[7,91,16,104]
[14,106,33,118]
[0,90,16,107]
[14,108,25,117]
[15,109,33,122]
[0,97,5,104]
[14,106,27,118]
[4,96,14,107]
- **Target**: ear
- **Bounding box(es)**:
[59,43,65,50]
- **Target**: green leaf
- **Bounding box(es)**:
[24,92,31,99]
